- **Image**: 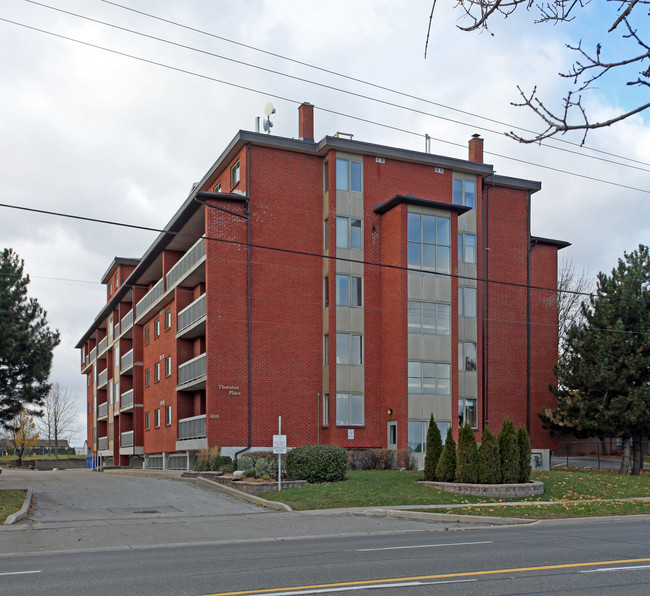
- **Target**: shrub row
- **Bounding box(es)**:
[424,415,532,484]
[348,449,418,471]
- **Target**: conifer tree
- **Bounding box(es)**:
[0,249,60,429]
[423,414,443,481]
[498,418,520,483]
[478,427,501,484]
[435,427,457,482]
[456,423,479,483]
[517,425,532,483]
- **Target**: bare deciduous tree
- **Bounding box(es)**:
[426,0,649,143]
[39,383,79,457]
[557,257,592,351]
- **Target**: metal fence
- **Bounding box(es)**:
[135,278,163,320]
[178,415,206,440]
[121,430,134,448]
[166,238,205,290]
[177,293,206,333]
[178,354,206,386]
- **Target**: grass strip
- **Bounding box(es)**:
[0,489,27,523]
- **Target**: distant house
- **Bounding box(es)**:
[0,438,74,456]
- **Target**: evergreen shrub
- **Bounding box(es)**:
[236,456,254,471]
[517,425,532,483]
[477,427,501,484]
[435,428,457,482]
[456,423,479,483]
[498,418,520,483]
[286,444,348,483]
[423,414,443,481]
[209,455,233,472]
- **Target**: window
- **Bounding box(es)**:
[322,393,329,426]
[323,218,329,251]
[336,333,363,365]
[335,158,362,191]
[459,287,477,318]
[324,277,329,307]
[145,368,150,387]
[408,361,451,394]
[165,356,172,377]
[145,412,150,430]
[108,380,113,405]
[336,275,362,307]
[407,213,450,273]
[115,381,119,406]
[453,178,476,209]
[230,161,240,187]
[144,326,150,345]
[165,405,172,426]
[458,233,477,264]
[459,398,477,428]
[408,420,451,452]
[154,319,160,338]
[108,281,112,295]
[323,335,329,365]
[323,162,329,192]
[114,273,119,289]
[214,181,222,192]
[154,362,160,382]
[336,216,362,249]
[165,309,172,330]
[336,393,364,425]
[154,409,160,428]
[458,342,477,371]
[408,301,450,335]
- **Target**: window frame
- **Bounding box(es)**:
[230,161,240,187]
[458,233,477,264]
[145,368,150,387]
[145,411,150,430]
[322,393,329,427]
[335,158,362,192]
[165,356,172,377]
[336,274,362,307]
[459,398,478,428]
[165,405,172,426]
[458,342,478,372]
[336,333,363,365]
[453,178,476,209]
[336,392,364,426]
[144,326,150,345]
[154,362,160,383]
[407,300,450,335]
[165,309,172,330]
[407,212,451,273]
[154,318,160,338]
[408,361,451,395]
[459,287,477,318]
[336,216,362,250]
[154,408,160,428]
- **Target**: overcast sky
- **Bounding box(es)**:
[2,1,648,446]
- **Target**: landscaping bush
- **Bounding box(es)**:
[478,427,501,484]
[498,418,520,483]
[347,450,366,470]
[398,450,418,470]
[243,468,256,478]
[192,459,209,472]
[209,455,233,472]
[423,414,443,481]
[286,444,348,483]
[255,456,277,478]
[236,456,254,471]
[221,463,235,474]
[361,449,396,470]
[517,425,532,483]
[456,423,479,483]
[435,428,456,482]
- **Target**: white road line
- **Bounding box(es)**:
[0,570,41,576]
[358,541,492,552]
[256,579,476,594]
[581,564,650,573]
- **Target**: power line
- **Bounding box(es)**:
[1,15,648,195]
[97,0,650,170]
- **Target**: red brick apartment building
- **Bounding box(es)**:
[77,103,568,470]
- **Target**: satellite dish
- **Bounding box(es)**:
[263,119,271,133]
[264,102,276,116]
[263,102,276,134]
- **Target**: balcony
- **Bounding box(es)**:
[166,238,206,291]
[98,436,108,451]
[120,309,134,335]
[176,414,207,451]
[177,354,206,391]
[120,348,134,374]
[135,278,163,322]
[97,336,108,357]
[119,429,143,455]
[121,430,134,448]
[120,388,134,411]
[97,368,108,388]
[90,347,97,363]
[97,402,108,420]
[113,322,120,338]
[177,294,206,338]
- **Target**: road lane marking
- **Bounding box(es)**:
[201,557,650,596]
[358,541,492,551]
[247,579,476,595]
[581,564,650,573]
[0,571,41,576]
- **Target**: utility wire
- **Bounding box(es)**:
[1,15,648,195]
[97,0,650,170]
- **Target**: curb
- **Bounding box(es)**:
[195,476,293,512]
[3,488,33,525]
[362,507,536,525]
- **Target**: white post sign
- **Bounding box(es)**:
[273,416,287,491]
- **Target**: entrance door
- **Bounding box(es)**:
[387,421,397,450]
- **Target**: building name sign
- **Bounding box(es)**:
[218,384,241,396]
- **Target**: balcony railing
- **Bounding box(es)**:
[120,388,134,409]
[114,322,120,338]
[178,353,206,386]
[120,349,134,373]
[177,294,206,333]
[178,415,206,440]
[135,278,163,320]
[121,430,134,448]
[98,402,108,419]
[97,368,108,388]
[98,336,108,356]
[98,436,108,450]
[120,309,133,334]
[90,347,97,362]
[166,238,206,291]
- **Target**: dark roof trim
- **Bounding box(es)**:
[484,174,541,193]
[195,191,248,204]
[100,257,140,284]
[531,236,571,250]
[374,194,473,215]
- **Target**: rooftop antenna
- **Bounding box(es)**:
[263,102,275,134]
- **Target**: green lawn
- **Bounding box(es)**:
[262,469,650,516]
[0,490,27,523]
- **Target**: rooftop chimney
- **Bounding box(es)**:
[469,134,484,163]
[298,102,314,142]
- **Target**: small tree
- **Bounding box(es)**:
[435,427,457,482]
[423,414,443,481]
[38,383,79,457]
[478,427,501,484]
[456,423,479,483]
[498,418,520,483]
[517,426,532,483]
[11,411,39,466]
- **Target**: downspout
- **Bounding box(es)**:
[526,191,532,432]
[481,178,493,431]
